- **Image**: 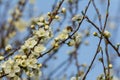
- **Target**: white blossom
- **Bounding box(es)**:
[34,44,46,53]
[2,59,20,77]
[24,37,37,48]
[27,57,38,68]
[35,28,49,38]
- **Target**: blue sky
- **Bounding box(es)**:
[33,0,120,80]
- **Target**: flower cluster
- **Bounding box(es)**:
[1,55,42,78]
[52,26,73,49]
[67,32,83,46]
[0,4,67,79]
[1,59,20,77]
[0,14,54,79]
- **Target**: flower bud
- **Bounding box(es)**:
[109,64,112,69]
[67,40,75,46]
[93,32,98,36]
[31,25,35,29]
[5,44,12,51]
[61,7,66,13]
[55,15,60,20]
[103,30,111,38]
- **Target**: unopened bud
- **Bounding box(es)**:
[93,32,98,36]
[61,7,66,13]
[103,30,111,38]
[5,44,12,51]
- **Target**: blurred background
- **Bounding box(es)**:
[0,0,120,80]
